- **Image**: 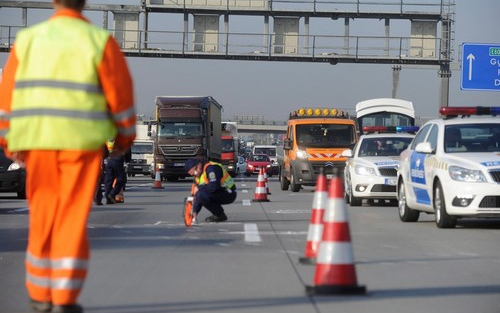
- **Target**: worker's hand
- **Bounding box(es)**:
[193,186,199,195]
[11,151,27,166]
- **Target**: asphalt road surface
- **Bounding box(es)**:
[1,175,500,313]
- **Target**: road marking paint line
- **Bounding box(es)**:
[9,208,29,213]
[242,199,251,206]
[244,223,262,242]
[242,190,248,193]
[275,209,311,214]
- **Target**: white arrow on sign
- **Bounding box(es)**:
[467,53,475,81]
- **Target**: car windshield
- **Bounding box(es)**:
[251,155,269,162]
[444,124,500,153]
[358,137,413,157]
[131,142,153,154]
[254,147,276,157]
[296,124,356,148]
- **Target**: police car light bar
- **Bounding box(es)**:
[439,106,500,117]
[362,126,419,133]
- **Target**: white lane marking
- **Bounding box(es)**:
[242,199,251,206]
[274,209,311,214]
[241,184,247,187]
[9,207,29,213]
[244,223,262,242]
[242,189,248,193]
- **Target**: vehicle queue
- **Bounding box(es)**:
[1,106,499,230]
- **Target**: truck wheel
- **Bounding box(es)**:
[280,173,290,191]
[434,181,457,228]
[398,180,420,222]
[290,171,301,192]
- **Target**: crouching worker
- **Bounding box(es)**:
[184,158,237,223]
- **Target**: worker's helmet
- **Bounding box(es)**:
[106,139,115,152]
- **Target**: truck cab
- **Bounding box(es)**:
[280,108,358,192]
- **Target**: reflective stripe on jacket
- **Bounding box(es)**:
[198,161,235,190]
[8,16,116,151]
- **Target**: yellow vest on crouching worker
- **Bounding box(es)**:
[7,17,116,151]
[197,161,235,189]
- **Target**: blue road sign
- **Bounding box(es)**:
[461,43,500,91]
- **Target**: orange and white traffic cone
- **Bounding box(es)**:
[299,169,328,265]
[152,165,164,189]
[306,172,366,295]
[252,167,270,202]
[263,167,271,195]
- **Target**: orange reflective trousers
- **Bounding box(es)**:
[24,150,102,305]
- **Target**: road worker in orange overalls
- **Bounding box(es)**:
[0,0,136,312]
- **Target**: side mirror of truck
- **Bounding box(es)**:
[283,139,292,150]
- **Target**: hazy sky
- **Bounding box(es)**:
[1,0,498,121]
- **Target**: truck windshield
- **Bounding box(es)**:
[158,122,203,138]
[222,139,234,152]
[296,124,356,148]
[132,142,153,154]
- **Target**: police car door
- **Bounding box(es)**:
[408,123,439,210]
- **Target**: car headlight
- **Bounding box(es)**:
[248,164,254,169]
[449,166,486,182]
[296,149,308,159]
[355,165,376,176]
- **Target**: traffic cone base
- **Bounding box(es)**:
[306,284,366,295]
[298,256,316,265]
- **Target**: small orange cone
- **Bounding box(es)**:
[115,187,124,203]
[252,167,269,202]
[112,179,125,203]
[152,164,164,189]
[263,167,271,195]
[299,168,328,265]
[306,172,366,295]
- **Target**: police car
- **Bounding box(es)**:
[343,126,417,206]
[397,107,500,228]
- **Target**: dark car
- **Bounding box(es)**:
[0,147,26,199]
[245,154,272,177]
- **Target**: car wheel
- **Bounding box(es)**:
[434,181,457,228]
[398,180,420,222]
[290,171,301,192]
[349,188,362,206]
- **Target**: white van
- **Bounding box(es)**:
[252,145,278,175]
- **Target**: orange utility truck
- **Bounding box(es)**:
[280,108,358,192]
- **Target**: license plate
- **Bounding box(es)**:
[133,166,142,169]
[326,174,334,179]
[385,178,396,186]
[174,162,185,167]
